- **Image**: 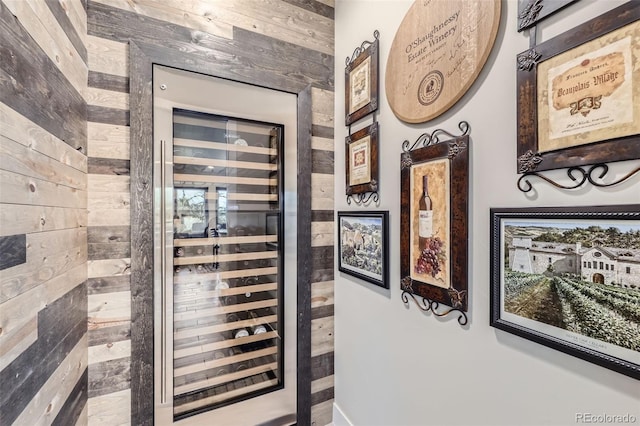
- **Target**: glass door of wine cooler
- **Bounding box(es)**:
[153,66,297,425]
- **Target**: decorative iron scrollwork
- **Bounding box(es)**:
[518,0,544,31]
[448,139,468,159]
[402,121,470,153]
[347,191,379,205]
[517,163,640,193]
[400,152,413,170]
[346,30,380,67]
[517,48,541,71]
[401,291,468,326]
[518,150,543,173]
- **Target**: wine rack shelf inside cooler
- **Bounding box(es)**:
[170,110,283,415]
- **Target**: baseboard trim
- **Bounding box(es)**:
[332,402,354,426]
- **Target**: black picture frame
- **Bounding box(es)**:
[338,210,389,289]
[490,204,640,380]
[345,35,379,126]
[516,2,640,173]
[400,135,469,312]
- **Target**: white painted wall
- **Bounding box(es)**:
[333,1,640,425]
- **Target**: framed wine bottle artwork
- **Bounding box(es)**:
[400,132,469,318]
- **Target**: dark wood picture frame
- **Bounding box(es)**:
[338,210,389,289]
[345,122,378,197]
[517,0,579,32]
[490,205,640,380]
[345,37,379,126]
[516,2,640,173]
[400,135,469,312]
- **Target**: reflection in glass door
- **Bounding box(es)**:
[170,110,284,418]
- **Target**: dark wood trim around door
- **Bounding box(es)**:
[129,41,313,425]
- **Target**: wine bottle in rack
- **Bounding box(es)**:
[418,175,433,251]
[252,324,267,335]
[234,328,249,339]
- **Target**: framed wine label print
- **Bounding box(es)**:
[517,2,640,173]
[346,123,379,198]
[345,33,379,126]
[490,205,640,379]
[400,134,469,313]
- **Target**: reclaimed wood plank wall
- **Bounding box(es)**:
[0,1,89,425]
[85,0,335,424]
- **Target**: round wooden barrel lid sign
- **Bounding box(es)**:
[386,0,501,123]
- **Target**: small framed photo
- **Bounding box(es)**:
[400,135,469,311]
[346,122,378,197]
[517,2,640,173]
[490,205,640,380]
[345,37,379,126]
[338,210,389,289]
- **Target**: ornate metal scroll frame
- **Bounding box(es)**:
[345,30,380,131]
[346,122,379,205]
[515,2,640,193]
[345,30,381,205]
[517,162,640,193]
[399,121,470,327]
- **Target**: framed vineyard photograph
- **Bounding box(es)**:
[400,134,469,314]
[338,211,389,289]
[517,2,640,173]
[490,205,640,379]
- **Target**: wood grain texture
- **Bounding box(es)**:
[297,85,313,425]
[87,122,130,160]
[0,103,87,173]
[87,389,130,425]
[88,357,131,398]
[311,315,334,357]
[88,70,129,93]
[311,210,334,222]
[86,86,129,110]
[52,368,88,426]
[0,282,87,425]
[0,264,86,369]
[0,234,26,270]
[1,228,87,303]
[0,170,87,209]
[88,158,130,175]
[88,323,130,346]
[312,148,334,175]
[87,104,130,126]
[86,34,128,77]
[310,351,333,381]
[0,1,87,152]
[88,1,333,92]
[312,123,334,140]
[91,0,234,39]
[4,0,88,95]
[282,0,334,19]
[0,317,37,370]
[128,41,154,426]
[45,0,88,64]
[0,134,87,190]
[13,336,87,426]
